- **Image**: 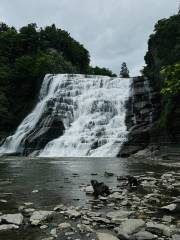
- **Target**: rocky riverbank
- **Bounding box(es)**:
[0,164,179,240]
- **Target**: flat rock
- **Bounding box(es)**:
[172,234,180,240]
[77,223,94,233]
[161,203,177,211]
[41,238,54,240]
[146,222,171,236]
[65,209,81,218]
[0,199,7,203]
[106,210,134,223]
[50,228,57,238]
[54,204,67,211]
[0,224,19,231]
[85,186,94,194]
[0,213,23,225]
[133,231,156,240]
[58,222,71,230]
[108,192,125,200]
[92,217,110,224]
[117,219,145,235]
[30,211,54,226]
[96,232,119,240]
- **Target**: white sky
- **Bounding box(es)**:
[0,0,178,76]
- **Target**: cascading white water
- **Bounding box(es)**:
[0,74,57,154]
[39,74,131,157]
[0,74,131,157]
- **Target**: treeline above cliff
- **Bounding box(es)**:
[0,23,116,133]
[143,13,180,142]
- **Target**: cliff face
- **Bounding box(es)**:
[118,77,160,157]
[119,14,180,157]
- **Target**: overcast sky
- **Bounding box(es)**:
[0,0,178,76]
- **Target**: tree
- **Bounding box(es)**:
[160,63,180,96]
[120,62,130,78]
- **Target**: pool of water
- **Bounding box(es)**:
[0,156,177,240]
[0,156,173,210]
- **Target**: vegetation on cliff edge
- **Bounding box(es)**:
[143,14,180,131]
[0,23,116,133]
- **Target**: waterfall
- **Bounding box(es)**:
[0,74,131,157]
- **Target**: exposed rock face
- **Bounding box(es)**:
[119,77,160,157]
[23,111,65,156]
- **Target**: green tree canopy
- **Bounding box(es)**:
[160,63,180,96]
[120,62,130,78]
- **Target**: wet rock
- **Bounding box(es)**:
[24,208,35,214]
[133,231,156,240]
[108,192,125,200]
[58,222,71,230]
[116,219,145,235]
[30,211,54,226]
[41,238,54,240]
[146,222,171,236]
[104,171,114,177]
[24,202,33,206]
[40,225,48,229]
[92,217,110,224]
[77,223,94,233]
[86,211,101,218]
[161,203,177,212]
[50,228,57,238]
[0,199,7,203]
[0,213,23,225]
[91,180,110,197]
[162,215,174,223]
[96,231,119,240]
[106,210,134,223]
[54,204,67,211]
[65,209,81,218]
[0,224,19,231]
[64,231,74,236]
[85,186,94,194]
[172,234,180,240]
[32,189,39,193]
[99,196,108,201]
[127,176,140,187]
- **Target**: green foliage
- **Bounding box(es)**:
[143,14,180,130]
[160,64,180,96]
[35,52,76,76]
[120,62,130,78]
[0,22,116,132]
[143,14,180,81]
[88,66,117,77]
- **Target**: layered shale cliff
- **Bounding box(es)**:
[118,76,160,157]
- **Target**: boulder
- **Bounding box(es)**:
[65,209,81,218]
[146,222,171,236]
[133,231,156,240]
[0,213,23,225]
[96,232,119,240]
[161,203,177,212]
[0,224,19,231]
[58,222,71,230]
[85,186,94,194]
[77,223,94,233]
[117,219,145,235]
[106,210,134,223]
[30,210,54,226]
